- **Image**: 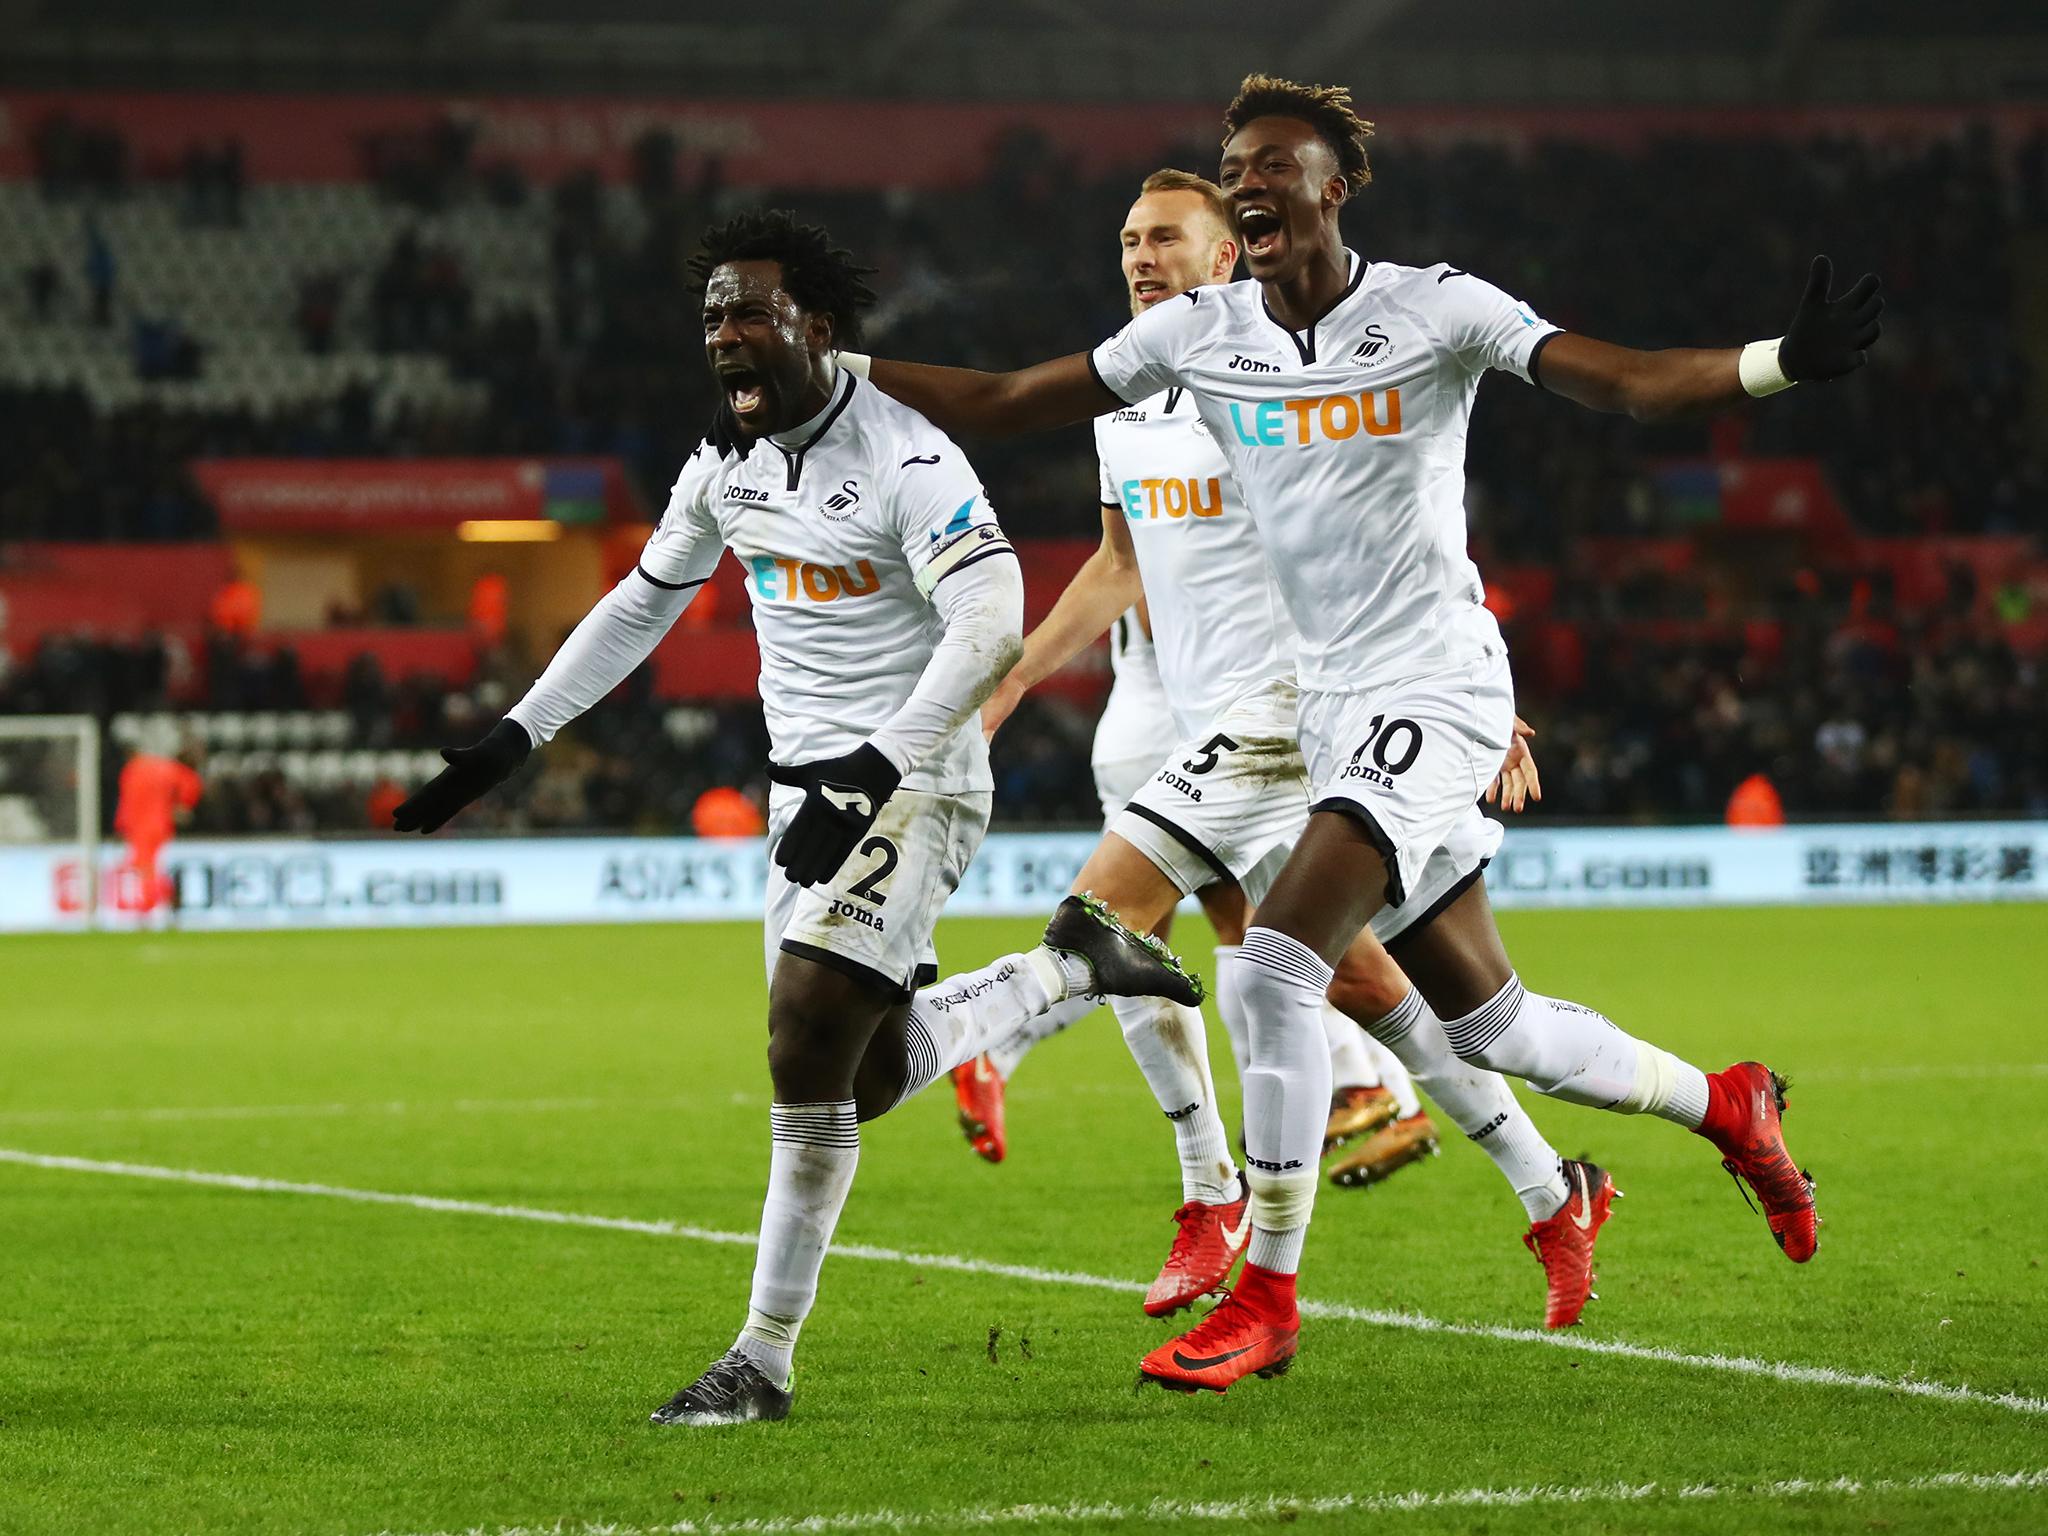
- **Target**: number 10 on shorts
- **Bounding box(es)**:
[1343,715,1423,787]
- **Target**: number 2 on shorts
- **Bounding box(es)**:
[847,835,899,904]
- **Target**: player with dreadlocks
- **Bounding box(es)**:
[840,73,1881,1393]
[394,210,1201,1424]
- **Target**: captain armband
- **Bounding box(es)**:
[914,523,1015,599]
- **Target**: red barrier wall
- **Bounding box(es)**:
[3,92,2039,189]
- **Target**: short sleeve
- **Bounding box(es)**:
[1090,289,1205,403]
[640,442,725,591]
[887,438,1016,600]
[1430,267,1561,383]
[1095,431,1119,508]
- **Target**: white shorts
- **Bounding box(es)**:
[1298,646,1516,912]
[1093,655,1175,825]
[764,786,992,1001]
[1111,685,1313,909]
[1092,751,1163,827]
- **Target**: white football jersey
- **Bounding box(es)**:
[1094,386,1297,739]
[646,372,1008,794]
[1091,253,1559,692]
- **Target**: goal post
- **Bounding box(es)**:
[0,714,102,927]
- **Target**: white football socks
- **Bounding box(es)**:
[1322,1003,1382,1092]
[1359,1030,1422,1118]
[1441,974,1709,1128]
[1231,928,1334,1276]
[1364,988,1568,1221]
[885,950,1067,1112]
[1110,994,1239,1205]
[1211,943,1250,1083]
[735,1100,860,1385]
[986,994,1097,1081]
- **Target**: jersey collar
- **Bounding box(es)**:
[765,368,857,490]
[1259,248,1367,367]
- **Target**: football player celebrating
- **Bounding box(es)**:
[953,170,1596,1329]
[394,212,1197,1424]
[840,76,1877,1392]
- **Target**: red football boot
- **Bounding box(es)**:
[1522,1158,1618,1329]
[1143,1174,1250,1317]
[1701,1061,1817,1262]
[1138,1263,1299,1394]
[950,1054,1006,1164]
[1322,1085,1400,1153]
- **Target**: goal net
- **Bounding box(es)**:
[0,714,101,927]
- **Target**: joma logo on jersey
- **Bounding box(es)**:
[818,479,861,520]
[1118,476,1223,520]
[746,556,882,603]
[1228,388,1402,447]
[1227,354,1280,373]
[727,486,771,504]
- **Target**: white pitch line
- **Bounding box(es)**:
[365,1469,2048,1536]
[0,1094,736,1127]
[2,1147,2042,1419]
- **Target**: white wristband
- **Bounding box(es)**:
[1738,337,1793,398]
[836,351,873,381]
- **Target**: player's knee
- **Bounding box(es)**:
[764,1000,854,1098]
[849,1052,906,1123]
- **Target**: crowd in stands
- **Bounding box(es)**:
[1,592,2040,833]
[3,112,2044,828]
[6,117,2046,545]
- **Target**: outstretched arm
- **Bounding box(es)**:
[1535,256,1882,424]
[845,351,1126,438]
[982,501,1144,739]
[393,566,705,833]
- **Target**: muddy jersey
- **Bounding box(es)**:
[1094,387,1298,740]
[1090,253,1559,693]
[647,372,1012,794]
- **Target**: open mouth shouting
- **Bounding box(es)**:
[1131,278,1171,307]
[719,364,768,424]
[1235,204,1285,264]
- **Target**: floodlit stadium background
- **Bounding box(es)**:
[1,3,2044,927]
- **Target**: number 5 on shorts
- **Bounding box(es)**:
[1182,733,1240,776]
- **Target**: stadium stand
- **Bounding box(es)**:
[3,102,2045,830]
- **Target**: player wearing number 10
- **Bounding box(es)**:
[847,74,1877,1394]
[964,169,1593,1332]
[393,211,1201,1426]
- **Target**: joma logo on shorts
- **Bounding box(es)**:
[827,899,885,932]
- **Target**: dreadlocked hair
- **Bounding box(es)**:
[687,208,879,347]
[1222,74,1374,193]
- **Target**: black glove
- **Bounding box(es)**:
[766,743,902,888]
[1779,255,1884,382]
[392,718,532,834]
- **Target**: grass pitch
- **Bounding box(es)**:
[2,906,2045,1535]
